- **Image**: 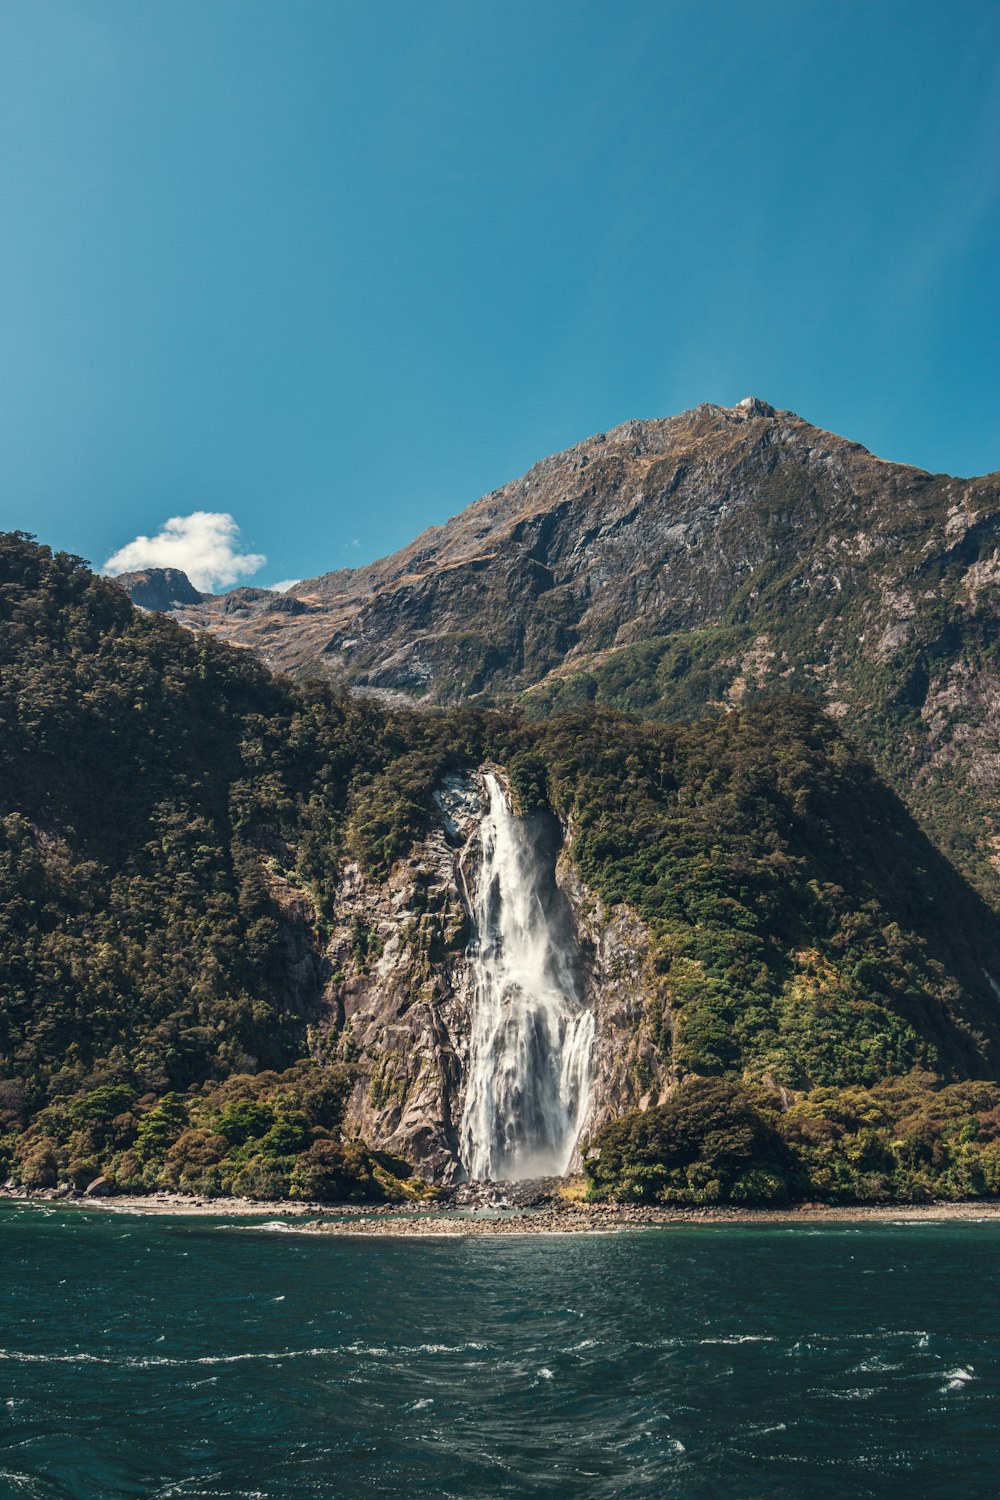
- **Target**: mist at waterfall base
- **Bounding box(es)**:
[458,774,594,1182]
[4,1203,1000,1499]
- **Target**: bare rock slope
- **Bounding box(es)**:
[115,397,1000,897]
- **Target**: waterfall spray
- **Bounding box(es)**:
[458,773,594,1181]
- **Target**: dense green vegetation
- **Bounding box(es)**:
[4,532,1000,1203]
[1,1063,428,1201]
[527,704,1000,1089]
[0,533,472,1197]
[585,1073,1000,1206]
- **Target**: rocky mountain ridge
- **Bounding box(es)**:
[111,397,1000,902]
[111,394,985,693]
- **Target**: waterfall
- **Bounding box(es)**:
[458,773,595,1181]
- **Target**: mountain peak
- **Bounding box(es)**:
[733,395,777,418]
[115,403,991,722]
[109,566,206,611]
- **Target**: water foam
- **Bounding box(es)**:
[458,773,594,1180]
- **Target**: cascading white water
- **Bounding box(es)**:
[458,773,595,1181]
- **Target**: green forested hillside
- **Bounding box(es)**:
[4,531,1000,1203]
[533,703,1000,1087]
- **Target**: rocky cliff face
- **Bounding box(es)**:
[110,567,206,611]
[320,775,476,1182]
[302,767,667,1183]
[110,398,1000,898]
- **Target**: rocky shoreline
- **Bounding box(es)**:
[284,1199,1000,1237]
[5,1183,1000,1234]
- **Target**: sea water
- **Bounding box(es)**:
[1,1202,999,1498]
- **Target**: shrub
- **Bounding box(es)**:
[290,1139,377,1202]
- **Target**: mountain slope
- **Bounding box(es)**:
[8,533,1000,1201]
[118,398,1000,903]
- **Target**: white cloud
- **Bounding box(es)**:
[267,579,300,593]
[103,512,266,593]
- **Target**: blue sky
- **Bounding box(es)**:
[2,1,999,590]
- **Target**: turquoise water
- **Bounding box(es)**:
[2,1204,999,1498]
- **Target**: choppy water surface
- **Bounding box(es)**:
[2,1205,1000,1498]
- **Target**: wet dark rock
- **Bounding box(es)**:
[442,1177,564,1209]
